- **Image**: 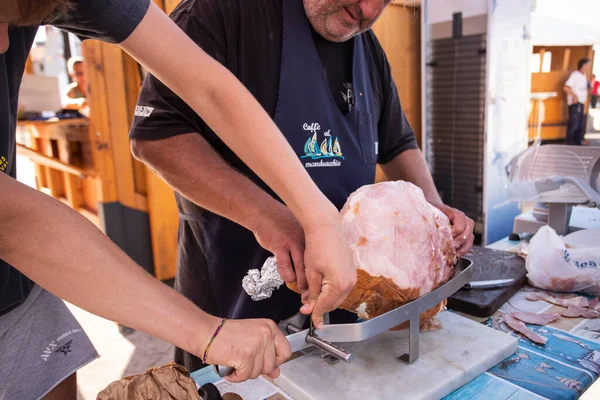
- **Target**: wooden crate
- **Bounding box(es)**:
[16,118,100,225]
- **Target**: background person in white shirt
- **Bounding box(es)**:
[564,58,591,145]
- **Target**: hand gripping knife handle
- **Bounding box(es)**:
[214,322,353,378]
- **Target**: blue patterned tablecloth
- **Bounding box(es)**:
[444,322,600,400]
[445,289,600,400]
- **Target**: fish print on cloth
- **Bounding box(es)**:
[488,348,592,400]
[443,373,545,400]
[484,318,600,399]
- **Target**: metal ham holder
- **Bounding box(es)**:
[216,258,473,377]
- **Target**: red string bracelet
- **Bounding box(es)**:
[203,318,227,363]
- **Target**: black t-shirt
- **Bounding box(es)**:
[130,0,417,165]
[129,0,417,333]
[129,0,417,318]
[0,0,151,316]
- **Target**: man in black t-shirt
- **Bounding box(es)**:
[130,0,476,372]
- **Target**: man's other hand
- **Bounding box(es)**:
[432,203,475,256]
[300,218,357,329]
[253,203,307,291]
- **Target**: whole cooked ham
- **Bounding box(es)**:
[280,182,457,329]
[283,181,457,329]
[337,181,457,328]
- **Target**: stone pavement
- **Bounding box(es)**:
[66,303,174,400]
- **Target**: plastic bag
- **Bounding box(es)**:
[526,226,600,295]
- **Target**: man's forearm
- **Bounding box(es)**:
[120,3,337,230]
[379,148,442,204]
[61,97,87,111]
[131,133,281,234]
[0,173,217,358]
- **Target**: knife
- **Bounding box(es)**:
[463,278,515,290]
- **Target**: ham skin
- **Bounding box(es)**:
[590,298,600,312]
[512,311,560,325]
[525,292,600,319]
[525,293,589,308]
[503,313,547,344]
[561,306,600,319]
[287,181,457,330]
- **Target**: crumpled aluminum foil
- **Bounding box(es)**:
[242,257,284,301]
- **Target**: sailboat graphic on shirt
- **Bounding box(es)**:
[302,131,344,160]
[332,137,343,157]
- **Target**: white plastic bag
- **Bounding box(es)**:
[526,226,600,295]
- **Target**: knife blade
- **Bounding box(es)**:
[463,278,515,290]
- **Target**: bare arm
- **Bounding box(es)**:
[0,173,290,381]
[119,3,333,228]
[61,96,87,111]
[380,148,442,204]
[61,87,89,116]
[120,3,356,327]
[380,149,474,255]
[564,85,577,102]
[131,134,308,289]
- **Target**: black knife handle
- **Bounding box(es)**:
[198,382,222,400]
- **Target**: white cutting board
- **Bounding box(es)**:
[275,311,517,400]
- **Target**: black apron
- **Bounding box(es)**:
[175,0,378,325]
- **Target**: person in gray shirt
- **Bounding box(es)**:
[0,0,388,397]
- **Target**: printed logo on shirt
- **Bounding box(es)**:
[55,340,73,356]
[134,105,155,118]
[301,122,344,168]
[0,155,8,172]
[40,329,82,361]
[341,82,354,112]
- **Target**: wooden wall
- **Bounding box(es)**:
[373,3,422,182]
[163,0,180,14]
[83,18,178,280]
[373,4,422,145]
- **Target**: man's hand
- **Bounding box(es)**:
[431,203,474,256]
[299,218,357,329]
[254,204,357,328]
[204,318,292,383]
[253,203,307,290]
